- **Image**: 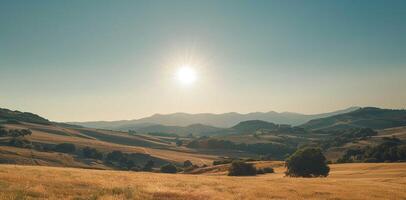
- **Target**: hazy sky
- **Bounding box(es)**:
[1,0,405,122]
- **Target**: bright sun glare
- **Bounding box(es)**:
[176,66,197,86]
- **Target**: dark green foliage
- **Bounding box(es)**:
[213,159,233,165]
[183,160,193,168]
[82,147,103,160]
[0,108,51,125]
[285,147,329,177]
[176,139,183,147]
[319,128,377,150]
[187,138,294,160]
[160,163,178,173]
[147,132,178,137]
[256,167,274,175]
[301,107,406,131]
[337,137,406,163]
[142,160,154,171]
[106,150,124,162]
[8,137,32,148]
[262,167,274,173]
[228,161,257,176]
[54,143,76,153]
[0,128,32,137]
[0,127,8,136]
[105,151,165,171]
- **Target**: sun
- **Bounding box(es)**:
[176,66,197,86]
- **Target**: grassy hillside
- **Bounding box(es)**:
[0,162,405,199]
[127,123,224,136]
[301,107,406,131]
[0,121,219,168]
[0,108,50,125]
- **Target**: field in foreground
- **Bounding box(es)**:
[0,163,405,200]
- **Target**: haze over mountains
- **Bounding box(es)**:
[70,107,360,130]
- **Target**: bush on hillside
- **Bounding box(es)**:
[213,159,233,166]
[262,167,274,173]
[285,147,329,177]
[228,161,257,176]
[54,143,76,153]
[142,160,154,171]
[82,147,103,160]
[183,160,193,168]
[8,137,32,148]
[160,163,178,173]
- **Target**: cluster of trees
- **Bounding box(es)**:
[187,138,294,159]
[337,137,406,163]
[319,128,377,150]
[0,128,32,137]
[54,143,76,153]
[82,147,103,160]
[227,161,274,176]
[0,127,33,148]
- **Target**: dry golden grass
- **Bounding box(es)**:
[0,162,405,200]
[2,123,216,165]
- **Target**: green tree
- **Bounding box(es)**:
[285,147,329,177]
[160,163,177,173]
[142,160,154,172]
[228,161,257,176]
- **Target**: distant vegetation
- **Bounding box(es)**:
[337,137,406,163]
[285,147,330,177]
[318,128,378,150]
[187,138,294,160]
[227,161,275,176]
[82,147,103,160]
[0,108,51,125]
[301,107,406,131]
[0,127,32,137]
[160,163,178,173]
[147,132,179,137]
[228,161,257,176]
[54,143,76,153]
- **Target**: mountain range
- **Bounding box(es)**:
[69,107,360,130]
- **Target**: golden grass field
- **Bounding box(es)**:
[0,162,405,200]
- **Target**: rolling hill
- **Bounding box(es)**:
[69,107,359,129]
[300,107,406,131]
[122,123,224,136]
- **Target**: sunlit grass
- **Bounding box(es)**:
[0,163,405,200]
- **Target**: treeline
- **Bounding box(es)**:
[318,128,377,150]
[337,137,406,163]
[187,138,294,160]
[0,127,32,137]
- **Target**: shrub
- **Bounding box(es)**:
[106,150,124,162]
[213,159,233,165]
[176,140,183,147]
[142,160,154,172]
[160,163,178,173]
[54,143,76,153]
[256,167,274,175]
[285,147,330,177]
[228,161,257,176]
[263,167,274,173]
[82,147,103,160]
[183,160,193,168]
[8,137,32,148]
[256,168,264,174]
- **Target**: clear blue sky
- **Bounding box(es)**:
[1,0,405,122]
